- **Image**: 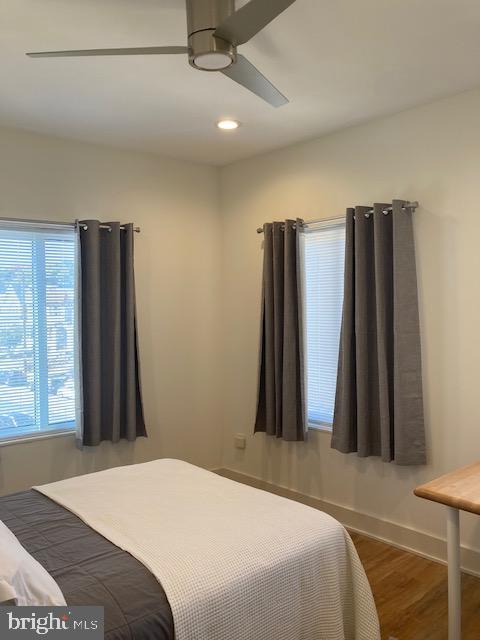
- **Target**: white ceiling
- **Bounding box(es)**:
[2,0,480,166]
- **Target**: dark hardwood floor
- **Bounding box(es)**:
[351,532,480,640]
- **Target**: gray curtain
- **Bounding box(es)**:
[255,219,306,441]
[79,220,146,446]
[332,201,425,464]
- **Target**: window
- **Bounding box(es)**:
[300,219,346,429]
[0,222,78,442]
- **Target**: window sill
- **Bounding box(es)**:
[308,422,333,434]
[0,428,76,448]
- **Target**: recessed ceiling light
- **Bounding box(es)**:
[217,119,240,131]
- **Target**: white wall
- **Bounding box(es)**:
[0,126,222,494]
[219,88,480,562]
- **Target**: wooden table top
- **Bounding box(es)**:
[414,462,480,515]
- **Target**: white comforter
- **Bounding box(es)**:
[35,459,380,640]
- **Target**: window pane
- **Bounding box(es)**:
[46,239,76,425]
[0,225,77,440]
[0,239,36,430]
[301,221,345,427]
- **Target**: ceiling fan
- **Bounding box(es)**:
[27,0,297,107]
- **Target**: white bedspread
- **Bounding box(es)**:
[35,459,380,640]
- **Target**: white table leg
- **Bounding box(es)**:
[447,506,461,640]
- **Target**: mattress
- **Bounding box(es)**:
[0,490,174,640]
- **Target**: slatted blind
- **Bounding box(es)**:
[0,223,77,440]
[300,219,346,428]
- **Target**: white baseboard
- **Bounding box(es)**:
[215,467,480,578]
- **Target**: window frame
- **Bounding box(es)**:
[0,223,78,445]
[299,217,346,433]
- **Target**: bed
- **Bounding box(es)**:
[0,459,380,640]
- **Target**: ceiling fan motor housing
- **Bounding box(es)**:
[186,0,237,71]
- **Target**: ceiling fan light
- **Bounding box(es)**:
[193,52,233,71]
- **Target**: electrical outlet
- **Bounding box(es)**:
[234,434,246,450]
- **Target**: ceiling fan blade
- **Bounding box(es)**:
[214,0,297,46]
[221,54,288,107]
[26,46,188,58]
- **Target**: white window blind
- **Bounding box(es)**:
[300,219,346,428]
[0,223,78,441]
